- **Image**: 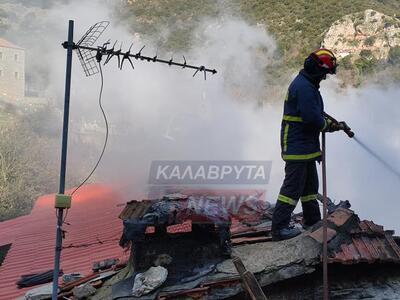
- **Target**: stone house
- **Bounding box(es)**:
[0,38,25,101]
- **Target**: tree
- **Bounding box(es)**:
[388,46,400,65]
[340,55,353,70]
[0,119,59,221]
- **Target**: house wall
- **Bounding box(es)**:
[0,46,25,101]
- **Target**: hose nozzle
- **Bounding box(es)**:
[338,121,355,138]
[324,112,354,138]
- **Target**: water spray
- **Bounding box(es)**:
[321,110,399,299]
[353,136,400,180]
[324,112,399,180]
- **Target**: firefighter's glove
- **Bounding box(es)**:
[323,118,341,133]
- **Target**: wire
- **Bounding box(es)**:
[62,237,119,249]
[70,61,109,197]
[56,209,70,225]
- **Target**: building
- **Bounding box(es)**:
[0,38,25,101]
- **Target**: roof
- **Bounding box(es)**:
[329,219,400,264]
[0,184,129,299]
[0,38,23,50]
[118,192,269,237]
[90,203,400,300]
[144,208,400,300]
[0,215,30,246]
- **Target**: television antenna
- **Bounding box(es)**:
[51,20,217,299]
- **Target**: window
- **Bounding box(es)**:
[14,72,18,79]
[0,52,3,60]
[14,54,18,61]
[0,70,3,77]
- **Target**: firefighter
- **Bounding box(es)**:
[271,48,345,241]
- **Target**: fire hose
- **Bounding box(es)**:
[321,113,399,299]
[321,112,353,300]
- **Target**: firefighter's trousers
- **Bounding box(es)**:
[272,161,321,232]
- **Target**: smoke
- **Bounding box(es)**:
[320,80,400,232]
[30,0,282,198]
[4,0,399,232]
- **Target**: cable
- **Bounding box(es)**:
[70,61,109,197]
[56,209,69,225]
[62,237,119,249]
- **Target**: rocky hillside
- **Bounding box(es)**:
[119,0,400,85]
[1,1,400,88]
[323,9,400,61]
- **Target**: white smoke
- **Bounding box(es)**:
[321,80,400,231]
[36,0,282,198]
[8,0,400,232]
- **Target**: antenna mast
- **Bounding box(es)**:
[52,20,217,300]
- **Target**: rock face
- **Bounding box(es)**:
[323,9,400,60]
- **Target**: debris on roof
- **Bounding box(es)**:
[131,266,168,297]
[22,282,53,300]
[329,219,400,264]
[72,282,97,299]
[62,272,84,284]
[91,194,400,300]
[2,186,400,299]
[92,258,119,272]
[17,269,61,289]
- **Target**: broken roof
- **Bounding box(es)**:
[94,200,400,300]
[2,187,399,299]
[0,184,128,299]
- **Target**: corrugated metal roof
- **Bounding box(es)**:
[0,215,30,246]
[0,184,129,300]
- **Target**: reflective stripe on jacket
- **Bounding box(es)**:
[280,70,327,161]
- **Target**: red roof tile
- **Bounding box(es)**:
[329,220,400,265]
[0,38,23,50]
[0,184,129,299]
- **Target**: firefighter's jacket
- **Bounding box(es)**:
[280,70,327,161]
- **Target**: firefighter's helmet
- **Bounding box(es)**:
[309,48,337,74]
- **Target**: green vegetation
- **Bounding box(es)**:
[0,106,91,221]
[354,55,377,75]
[364,36,376,46]
[116,0,219,51]
[348,39,360,47]
[234,0,400,67]
[388,46,400,65]
[360,49,374,59]
[0,113,58,221]
[118,0,400,85]
[340,55,353,70]
[2,0,400,222]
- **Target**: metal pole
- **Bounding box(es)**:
[321,132,329,300]
[52,20,74,300]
